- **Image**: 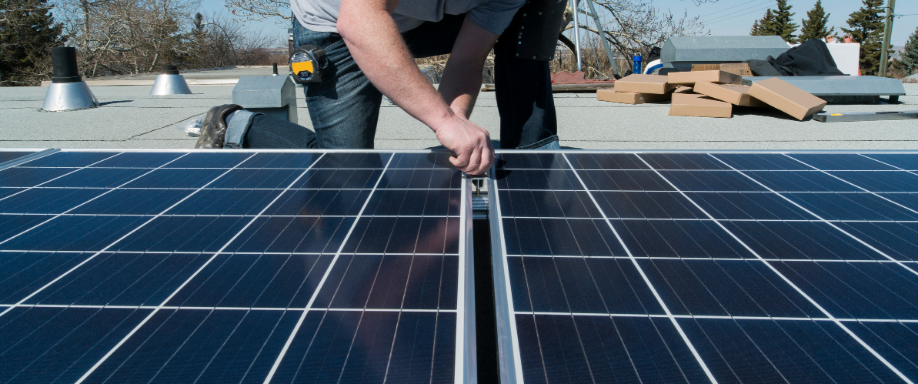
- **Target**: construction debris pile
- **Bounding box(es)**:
[597,70,828,121]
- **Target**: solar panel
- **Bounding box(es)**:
[0,149,476,383]
[489,151,918,383]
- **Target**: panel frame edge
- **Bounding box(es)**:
[456,172,479,384]
[488,165,524,384]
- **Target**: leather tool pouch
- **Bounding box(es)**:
[503,0,569,61]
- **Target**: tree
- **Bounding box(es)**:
[750,4,798,43]
[901,27,918,76]
[772,0,799,43]
[0,0,66,86]
[751,9,777,36]
[799,0,834,42]
[841,0,886,75]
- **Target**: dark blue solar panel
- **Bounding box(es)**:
[638,259,821,317]
[491,151,918,383]
[786,192,918,221]
[0,151,36,164]
[714,153,813,170]
[312,152,392,168]
[20,152,115,167]
[0,150,471,383]
[863,154,918,170]
[0,167,75,187]
[0,307,152,383]
[770,261,918,319]
[82,309,300,383]
[835,222,918,261]
[293,168,384,188]
[722,221,885,260]
[641,153,731,170]
[226,217,355,253]
[495,169,581,190]
[0,188,106,214]
[2,215,148,252]
[593,191,705,219]
[508,256,663,314]
[576,169,675,190]
[564,153,646,169]
[389,151,454,168]
[612,220,749,259]
[89,152,183,168]
[240,152,321,168]
[829,171,918,192]
[0,252,90,303]
[166,253,333,308]
[744,170,863,192]
[114,216,250,252]
[71,189,192,215]
[161,152,254,168]
[498,190,599,218]
[684,191,811,220]
[364,189,460,216]
[657,170,768,191]
[847,322,918,380]
[271,311,456,383]
[26,252,208,306]
[680,318,903,383]
[122,168,228,188]
[170,189,281,215]
[313,255,458,310]
[788,153,897,170]
[515,315,709,383]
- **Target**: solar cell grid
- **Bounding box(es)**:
[490,151,918,384]
[0,150,475,384]
[6,149,918,383]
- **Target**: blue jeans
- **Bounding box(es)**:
[241,14,558,150]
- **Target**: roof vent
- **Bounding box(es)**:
[41,47,99,112]
[150,64,192,95]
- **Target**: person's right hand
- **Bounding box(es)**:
[434,115,494,176]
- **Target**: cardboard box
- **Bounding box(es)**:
[693,82,768,107]
[613,74,674,94]
[669,93,733,118]
[596,88,669,104]
[748,78,827,120]
[691,63,753,77]
[674,86,694,94]
[668,70,742,86]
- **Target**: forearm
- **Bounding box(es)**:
[338,2,454,132]
[439,59,485,119]
[438,16,497,119]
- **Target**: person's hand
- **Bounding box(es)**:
[434,115,494,175]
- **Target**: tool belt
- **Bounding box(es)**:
[502,0,569,61]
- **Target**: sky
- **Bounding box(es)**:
[198,0,918,47]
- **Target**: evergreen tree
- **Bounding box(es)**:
[0,0,65,86]
[799,0,834,42]
[772,0,799,43]
[841,0,886,75]
[751,9,778,36]
[750,20,764,36]
[901,27,918,76]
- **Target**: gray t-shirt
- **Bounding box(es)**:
[292,0,525,36]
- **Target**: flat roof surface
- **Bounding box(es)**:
[2,73,916,150]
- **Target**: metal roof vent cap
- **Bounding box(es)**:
[150,65,192,95]
[41,47,99,112]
